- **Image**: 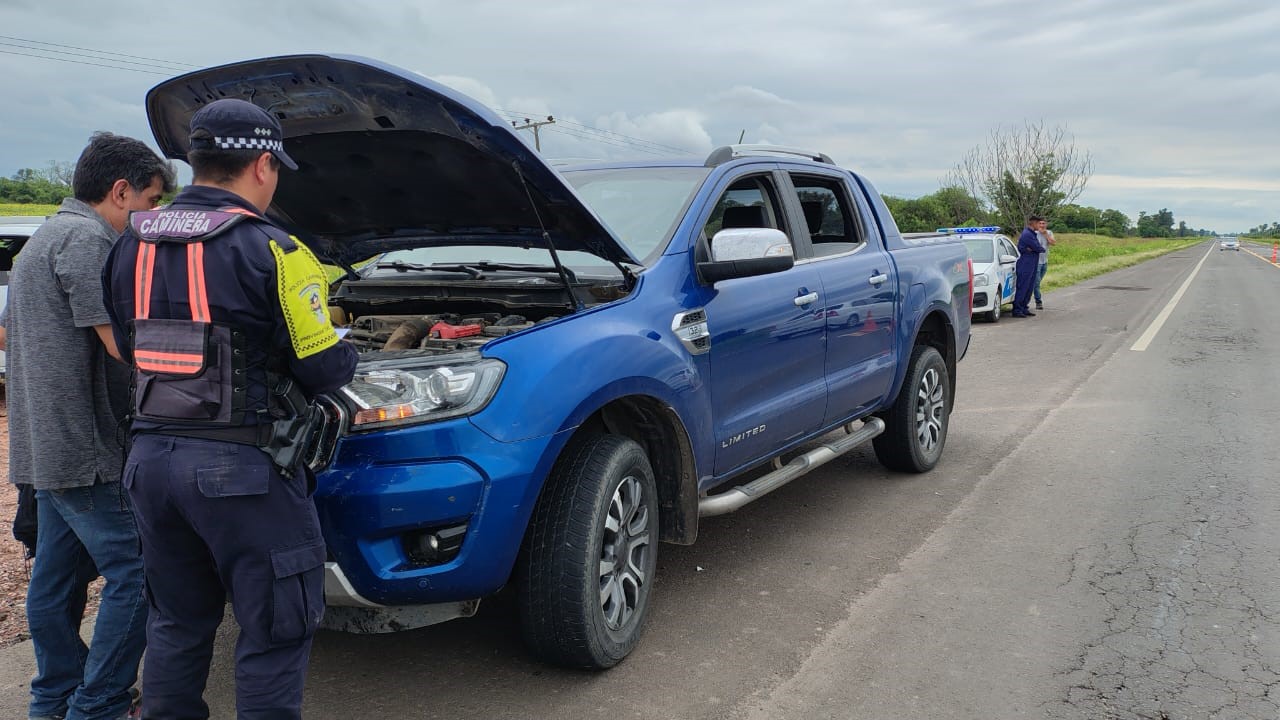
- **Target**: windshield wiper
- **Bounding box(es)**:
[375,261,482,278]
[429,262,578,283]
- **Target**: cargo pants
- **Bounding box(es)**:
[124,434,326,720]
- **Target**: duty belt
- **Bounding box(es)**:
[135,424,273,446]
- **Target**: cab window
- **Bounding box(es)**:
[703,175,790,245]
[787,174,863,258]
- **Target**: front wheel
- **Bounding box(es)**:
[984,288,1002,323]
[874,344,950,473]
[517,434,658,669]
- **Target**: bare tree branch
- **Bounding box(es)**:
[947,120,1093,234]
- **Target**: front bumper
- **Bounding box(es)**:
[320,561,480,633]
[971,290,992,312]
[313,415,565,606]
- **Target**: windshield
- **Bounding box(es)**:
[561,166,710,263]
[964,238,994,263]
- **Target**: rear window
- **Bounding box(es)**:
[964,238,993,263]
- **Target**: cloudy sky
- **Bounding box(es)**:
[1,0,1276,232]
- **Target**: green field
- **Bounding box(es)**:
[1041,233,1204,292]
[0,203,58,217]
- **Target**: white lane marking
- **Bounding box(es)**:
[1130,245,1215,352]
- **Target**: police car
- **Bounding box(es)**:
[944,227,1018,323]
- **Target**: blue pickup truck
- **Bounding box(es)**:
[145,54,972,669]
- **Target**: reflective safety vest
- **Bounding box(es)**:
[129,207,253,426]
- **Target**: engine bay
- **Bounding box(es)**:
[340,312,555,355]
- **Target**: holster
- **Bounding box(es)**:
[261,373,322,479]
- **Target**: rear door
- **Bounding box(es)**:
[703,168,828,476]
[781,170,897,424]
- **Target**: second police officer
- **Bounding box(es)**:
[103,98,359,719]
[1011,215,1045,318]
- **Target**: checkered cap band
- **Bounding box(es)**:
[214,137,284,152]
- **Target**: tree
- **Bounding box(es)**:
[932,185,988,227]
[881,194,947,233]
[0,166,74,205]
[882,186,988,233]
[949,120,1094,234]
[1136,208,1175,237]
[1098,209,1132,237]
[41,161,74,187]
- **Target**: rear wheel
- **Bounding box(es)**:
[984,288,1002,323]
[517,434,658,669]
[874,345,950,473]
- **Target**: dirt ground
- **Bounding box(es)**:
[0,400,28,647]
[0,398,104,648]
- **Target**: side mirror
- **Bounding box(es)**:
[999,254,1018,264]
[698,228,795,284]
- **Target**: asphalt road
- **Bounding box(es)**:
[3,239,1277,719]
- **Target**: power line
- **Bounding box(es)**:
[0,48,170,75]
[496,108,692,155]
[1,36,695,157]
[557,119,692,154]
[0,41,189,73]
[497,108,690,154]
[0,35,195,68]
[546,125,673,156]
[541,125,670,157]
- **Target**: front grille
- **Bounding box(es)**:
[306,395,348,472]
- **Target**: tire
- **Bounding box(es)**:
[517,434,658,669]
[984,288,1002,323]
[874,345,950,473]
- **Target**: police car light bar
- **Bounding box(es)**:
[937,226,1001,234]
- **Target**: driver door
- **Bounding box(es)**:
[703,170,827,477]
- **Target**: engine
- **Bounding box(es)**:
[342,313,551,355]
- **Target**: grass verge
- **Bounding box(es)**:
[0,203,58,217]
[1041,234,1203,292]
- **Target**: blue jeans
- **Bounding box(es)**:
[27,482,147,720]
[1033,263,1048,303]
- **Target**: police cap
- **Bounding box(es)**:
[188,98,298,170]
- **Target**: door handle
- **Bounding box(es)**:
[794,292,819,306]
[868,273,888,285]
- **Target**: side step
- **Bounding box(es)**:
[698,417,885,517]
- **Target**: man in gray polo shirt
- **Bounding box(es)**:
[4,132,173,720]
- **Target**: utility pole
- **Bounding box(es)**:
[512,116,556,152]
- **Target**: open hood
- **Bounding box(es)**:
[145,54,638,268]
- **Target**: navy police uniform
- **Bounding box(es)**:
[1012,226,1042,317]
[102,100,357,719]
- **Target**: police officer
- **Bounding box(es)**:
[1012,215,1045,317]
[102,99,358,719]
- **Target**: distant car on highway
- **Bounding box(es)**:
[1219,236,1240,251]
[947,227,1018,322]
[0,216,44,378]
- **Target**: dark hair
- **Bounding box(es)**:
[72,132,176,203]
[187,128,280,184]
[1028,214,1046,224]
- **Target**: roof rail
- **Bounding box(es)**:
[705,144,835,167]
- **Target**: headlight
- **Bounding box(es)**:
[340,352,506,430]
[972,273,991,288]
